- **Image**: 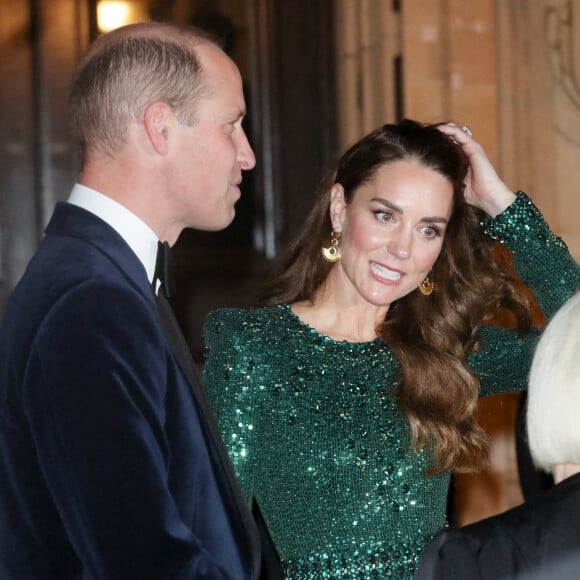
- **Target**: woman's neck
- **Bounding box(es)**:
[291,286,388,343]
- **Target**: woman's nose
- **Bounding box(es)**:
[387,237,411,260]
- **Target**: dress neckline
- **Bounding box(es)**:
[279,303,385,349]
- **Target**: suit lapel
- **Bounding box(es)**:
[155,292,262,579]
[45,202,153,302]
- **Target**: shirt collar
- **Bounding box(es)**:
[68,183,159,285]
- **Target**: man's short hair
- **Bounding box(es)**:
[70,23,217,157]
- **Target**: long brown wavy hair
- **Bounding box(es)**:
[261,119,533,474]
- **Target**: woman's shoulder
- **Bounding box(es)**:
[203,304,288,340]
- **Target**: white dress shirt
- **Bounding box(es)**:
[68,183,159,285]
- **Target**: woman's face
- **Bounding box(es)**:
[329,159,454,309]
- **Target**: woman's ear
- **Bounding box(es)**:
[329,183,347,232]
[143,101,172,155]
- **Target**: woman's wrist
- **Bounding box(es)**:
[483,186,516,218]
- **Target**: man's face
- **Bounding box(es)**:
[170,43,255,232]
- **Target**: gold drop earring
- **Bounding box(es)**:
[419,276,435,296]
[321,231,341,263]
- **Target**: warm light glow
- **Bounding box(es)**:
[97,1,148,33]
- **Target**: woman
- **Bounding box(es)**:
[415,291,580,580]
[202,120,579,578]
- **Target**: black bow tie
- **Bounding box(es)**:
[153,241,175,299]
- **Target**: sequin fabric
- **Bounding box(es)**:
[203,193,579,579]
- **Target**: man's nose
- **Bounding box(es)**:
[238,129,256,170]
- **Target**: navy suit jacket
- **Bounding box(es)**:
[0,203,261,579]
[415,472,580,580]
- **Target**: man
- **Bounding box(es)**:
[0,22,262,579]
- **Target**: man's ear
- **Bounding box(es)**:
[143,101,173,155]
[329,183,347,232]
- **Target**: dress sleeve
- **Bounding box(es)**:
[202,310,261,502]
[481,191,579,319]
[471,192,579,397]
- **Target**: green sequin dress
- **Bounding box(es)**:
[202,193,579,579]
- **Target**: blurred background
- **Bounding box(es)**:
[1,0,578,528]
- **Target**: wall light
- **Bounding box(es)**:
[97,1,149,33]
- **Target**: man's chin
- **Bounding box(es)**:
[215,209,236,231]
[189,212,235,233]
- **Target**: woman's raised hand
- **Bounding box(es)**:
[437,123,516,217]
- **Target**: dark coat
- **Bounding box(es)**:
[0,202,261,579]
[415,472,580,580]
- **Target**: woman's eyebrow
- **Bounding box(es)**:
[370,198,449,224]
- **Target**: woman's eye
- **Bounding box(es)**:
[374,210,394,223]
[421,225,440,239]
